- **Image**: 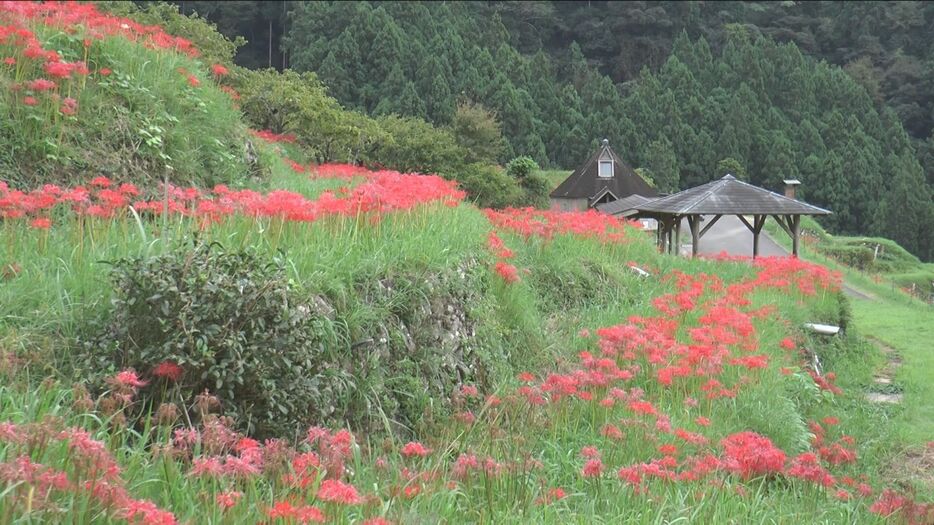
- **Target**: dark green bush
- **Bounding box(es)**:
[520,172,552,209]
[81,243,345,438]
[368,115,467,174]
[820,244,875,270]
[455,163,523,209]
[505,156,539,180]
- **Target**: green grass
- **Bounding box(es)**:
[851,297,934,444]
[1,198,908,522]
[537,170,572,191]
[765,214,934,486]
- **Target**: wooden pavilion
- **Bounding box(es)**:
[634,175,831,258]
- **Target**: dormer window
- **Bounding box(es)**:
[598,160,614,178]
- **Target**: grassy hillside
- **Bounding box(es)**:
[1,3,932,524]
[765,215,934,299]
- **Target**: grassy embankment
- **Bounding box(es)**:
[1,4,931,523]
[765,217,934,448]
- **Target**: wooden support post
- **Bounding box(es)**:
[791,214,801,256]
[752,214,765,258]
[667,219,674,254]
[659,217,670,254]
[699,214,723,238]
[674,216,682,256]
[770,215,792,237]
[688,215,700,257]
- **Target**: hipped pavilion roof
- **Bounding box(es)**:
[636,175,831,216]
[634,174,831,258]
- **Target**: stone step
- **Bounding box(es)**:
[866,392,902,404]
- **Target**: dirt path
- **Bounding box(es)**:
[864,336,903,404]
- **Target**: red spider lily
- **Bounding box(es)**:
[869,489,910,517]
[151,361,183,382]
[494,261,520,283]
[220,85,240,100]
[720,431,786,480]
[535,487,567,505]
[186,74,199,87]
[2,56,14,65]
[459,384,479,398]
[1,165,466,229]
[485,207,635,245]
[580,446,601,459]
[818,442,857,465]
[451,453,479,480]
[29,216,51,229]
[188,457,222,477]
[251,129,297,144]
[22,95,37,106]
[601,423,624,441]
[211,63,228,76]
[582,458,604,478]
[362,518,393,525]
[316,479,362,505]
[401,441,431,458]
[112,369,148,389]
[786,452,834,487]
[120,499,178,525]
[98,67,111,76]
[627,400,657,416]
[26,78,55,91]
[216,490,241,510]
[44,60,86,78]
[266,501,325,523]
[1,2,200,57]
[59,96,77,115]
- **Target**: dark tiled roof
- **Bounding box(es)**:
[596,194,656,216]
[636,175,831,215]
[550,141,658,201]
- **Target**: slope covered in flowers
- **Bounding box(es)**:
[0,1,254,188]
[2,155,930,521]
[1,2,931,524]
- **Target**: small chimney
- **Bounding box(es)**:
[602,138,609,148]
[783,179,801,200]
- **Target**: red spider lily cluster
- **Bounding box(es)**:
[252,129,298,144]
[0,167,465,229]
[484,207,635,244]
[488,231,521,283]
[1,17,88,115]
[1,2,198,57]
[0,415,176,523]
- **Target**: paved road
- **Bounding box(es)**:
[673,215,871,299]
[676,215,787,258]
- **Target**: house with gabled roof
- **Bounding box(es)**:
[549,139,657,211]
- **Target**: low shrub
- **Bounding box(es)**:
[455,162,524,209]
[79,243,343,438]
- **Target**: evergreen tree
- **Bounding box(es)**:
[645,137,680,193]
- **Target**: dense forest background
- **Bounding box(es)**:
[167,0,934,261]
